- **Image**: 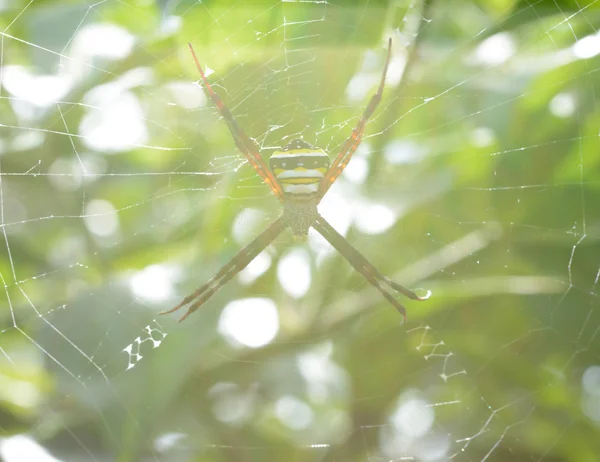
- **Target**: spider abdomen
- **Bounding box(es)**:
[269,139,330,196]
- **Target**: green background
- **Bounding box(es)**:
[1,0,600,461]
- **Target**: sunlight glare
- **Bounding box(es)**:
[354,202,396,234]
[573,33,600,59]
[154,432,186,452]
[239,251,272,284]
[381,391,449,462]
[549,92,576,118]
[384,139,426,164]
[1,377,39,408]
[47,158,83,191]
[232,208,267,244]
[2,66,72,110]
[165,81,207,109]
[80,89,148,152]
[209,382,255,424]
[11,132,44,151]
[470,126,496,147]
[391,396,434,438]
[386,53,408,86]
[346,73,379,103]
[218,298,279,348]
[72,23,134,61]
[130,264,174,302]
[160,15,182,35]
[277,249,311,298]
[582,365,600,395]
[275,395,314,430]
[581,365,600,423]
[342,155,368,184]
[297,343,349,403]
[0,435,61,462]
[581,395,600,423]
[317,187,352,236]
[83,199,119,237]
[473,32,516,65]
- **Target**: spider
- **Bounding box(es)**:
[161,38,428,322]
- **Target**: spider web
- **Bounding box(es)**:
[1,0,600,460]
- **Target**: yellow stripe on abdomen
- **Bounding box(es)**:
[280,177,322,185]
[269,139,331,195]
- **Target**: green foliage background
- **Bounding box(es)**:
[1,0,600,461]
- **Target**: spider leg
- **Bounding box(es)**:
[312,214,425,320]
[187,43,285,202]
[160,216,287,322]
[318,38,392,201]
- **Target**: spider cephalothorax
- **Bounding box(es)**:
[161,39,428,322]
